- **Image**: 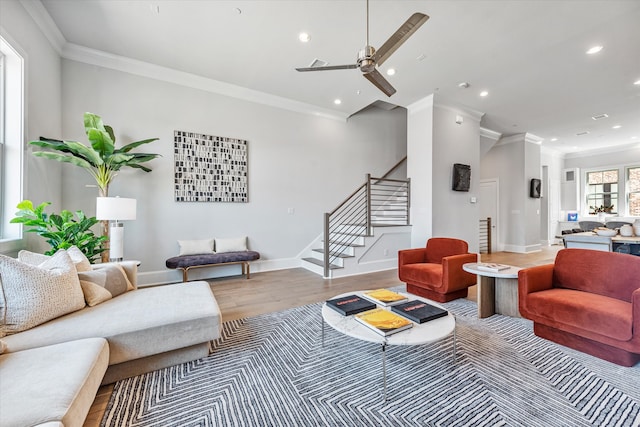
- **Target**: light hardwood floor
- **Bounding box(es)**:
[83,245,563,426]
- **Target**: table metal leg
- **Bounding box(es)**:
[452,322,457,363]
[381,342,387,401]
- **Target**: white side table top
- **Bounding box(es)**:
[463,263,520,279]
[322,291,455,346]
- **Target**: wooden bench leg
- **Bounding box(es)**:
[183,269,188,282]
[246,262,250,279]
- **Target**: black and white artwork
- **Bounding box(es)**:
[174,130,248,202]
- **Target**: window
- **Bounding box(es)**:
[627,167,640,216]
[0,35,24,244]
[586,169,618,214]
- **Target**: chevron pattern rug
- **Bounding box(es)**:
[101,298,640,427]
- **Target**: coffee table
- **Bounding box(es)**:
[321,291,456,400]
[462,263,521,318]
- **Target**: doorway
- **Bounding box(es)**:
[479,179,499,253]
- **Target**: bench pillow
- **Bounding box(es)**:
[215,237,247,253]
[178,239,215,256]
[0,251,85,336]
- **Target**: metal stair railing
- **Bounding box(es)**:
[323,173,410,277]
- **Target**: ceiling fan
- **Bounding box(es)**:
[295,0,429,97]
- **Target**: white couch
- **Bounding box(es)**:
[0,261,222,427]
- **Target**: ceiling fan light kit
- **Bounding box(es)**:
[295,0,429,97]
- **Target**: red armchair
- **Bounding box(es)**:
[398,238,478,302]
[519,248,640,366]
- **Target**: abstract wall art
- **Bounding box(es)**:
[174,130,248,202]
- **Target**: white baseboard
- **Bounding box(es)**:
[501,243,542,254]
[137,257,302,287]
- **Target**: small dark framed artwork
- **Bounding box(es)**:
[530,178,542,198]
[452,163,471,192]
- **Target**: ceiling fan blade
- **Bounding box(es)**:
[363,69,396,97]
[296,64,358,72]
[374,12,429,66]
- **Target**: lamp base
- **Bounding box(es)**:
[109,222,125,262]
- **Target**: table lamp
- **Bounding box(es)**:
[96,197,137,262]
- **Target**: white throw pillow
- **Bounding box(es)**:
[0,251,85,335]
[215,236,247,253]
[18,245,92,273]
[178,239,215,256]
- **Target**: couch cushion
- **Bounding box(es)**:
[1,281,221,365]
[553,249,640,302]
[400,263,443,288]
[0,338,109,427]
[166,251,260,269]
[78,264,134,306]
[0,251,85,336]
[526,288,633,341]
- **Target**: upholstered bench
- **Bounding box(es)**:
[166,251,260,281]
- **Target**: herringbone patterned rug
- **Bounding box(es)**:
[101,298,640,426]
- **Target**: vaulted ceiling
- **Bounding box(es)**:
[35,0,640,154]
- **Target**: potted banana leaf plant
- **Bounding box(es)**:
[30,112,160,261]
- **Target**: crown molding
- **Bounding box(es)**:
[19,0,65,54]
[480,127,502,141]
[496,132,543,146]
[433,97,484,123]
[62,43,348,122]
[22,1,347,122]
[563,142,640,159]
[407,94,434,114]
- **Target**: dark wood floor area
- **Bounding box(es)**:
[84,245,563,426]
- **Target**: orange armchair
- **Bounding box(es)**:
[398,238,478,302]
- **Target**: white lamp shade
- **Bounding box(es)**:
[96,197,137,221]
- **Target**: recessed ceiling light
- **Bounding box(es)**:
[550,138,558,142]
[386,68,396,76]
[612,125,622,129]
[634,79,640,86]
[458,82,469,89]
[632,136,639,140]
[480,91,489,97]
[298,33,311,42]
[586,45,603,54]
[356,90,361,95]
[591,113,608,120]
[334,99,342,105]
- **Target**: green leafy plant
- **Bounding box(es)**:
[589,204,614,214]
[29,112,160,197]
[10,200,107,263]
[29,111,160,261]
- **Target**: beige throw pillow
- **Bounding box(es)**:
[18,246,92,272]
[77,264,134,306]
[178,238,215,256]
[215,236,247,253]
[0,251,85,335]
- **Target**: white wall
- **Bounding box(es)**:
[480,134,541,252]
[407,95,481,251]
[431,102,481,251]
[60,60,407,284]
[407,95,434,248]
[0,0,62,256]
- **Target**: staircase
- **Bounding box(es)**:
[302,169,411,278]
